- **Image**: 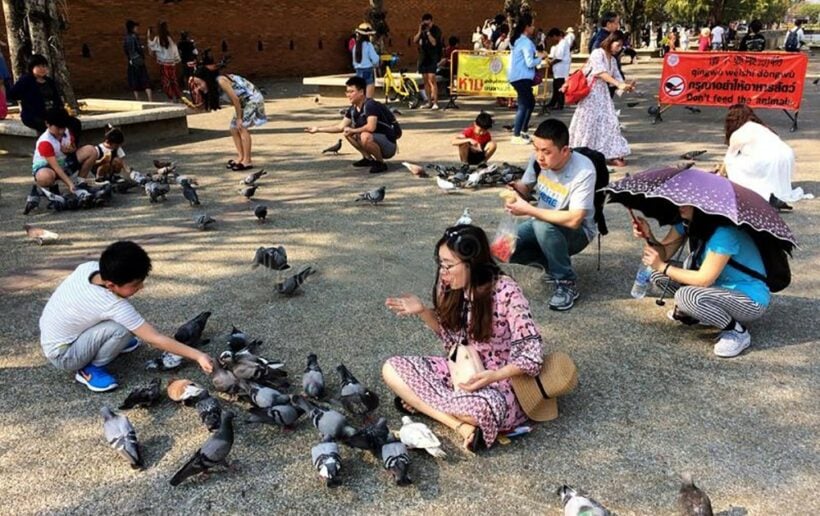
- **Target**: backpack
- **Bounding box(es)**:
[784,29,799,51]
[348,100,403,141]
[563,68,592,105]
[728,231,791,293]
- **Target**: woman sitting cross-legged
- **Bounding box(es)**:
[383,225,545,451]
[634,205,770,358]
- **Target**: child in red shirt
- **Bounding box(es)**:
[452,112,496,165]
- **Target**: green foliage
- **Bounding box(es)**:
[641,0,791,23]
[796,2,820,22]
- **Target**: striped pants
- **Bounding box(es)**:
[159,64,181,100]
[650,272,767,329]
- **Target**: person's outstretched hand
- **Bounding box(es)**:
[196,352,214,374]
[304,126,318,134]
[385,294,425,316]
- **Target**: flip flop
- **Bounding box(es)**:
[393,396,417,415]
[231,163,254,171]
[225,160,237,169]
[466,427,487,452]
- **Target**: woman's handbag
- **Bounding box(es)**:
[562,68,592,105]
[449,342,485,392]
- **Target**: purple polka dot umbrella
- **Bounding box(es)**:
[601,166,797,251]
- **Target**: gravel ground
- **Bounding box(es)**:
[0,58,818,515]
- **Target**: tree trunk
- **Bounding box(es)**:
[2,0,29,80]
[367,0,389,54]
[579,0,601,52]
[24,0,77,109]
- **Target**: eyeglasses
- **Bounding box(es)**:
[436,259,464,272]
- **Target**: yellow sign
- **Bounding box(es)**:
[454,51,541,98]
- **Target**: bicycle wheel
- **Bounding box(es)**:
[403,78,422,109]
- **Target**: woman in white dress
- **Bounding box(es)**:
[723,104,805,206]
[567,30,634,166]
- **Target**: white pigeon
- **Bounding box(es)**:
[23,224,59,245]
[401,161,427,177]
[557,485,610,516]
[436,176,457,193]
[398,416,447,459]
[456,208,472,226]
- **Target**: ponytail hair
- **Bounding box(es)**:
[510,13,533,45]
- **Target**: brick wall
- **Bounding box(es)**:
[0,0,579,95]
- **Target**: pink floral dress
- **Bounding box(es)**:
[386,275,544,448]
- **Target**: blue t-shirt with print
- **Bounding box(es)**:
[678,224,770,306]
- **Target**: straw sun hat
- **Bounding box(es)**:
[510,351,578,422]
[355,22,376,36]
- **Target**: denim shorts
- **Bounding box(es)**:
[356,67,375,85]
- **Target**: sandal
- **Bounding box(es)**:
[393,396,418,415]
[225,159,237,169]
[231,163,254,171]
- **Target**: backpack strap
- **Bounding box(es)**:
[727,258,767,282]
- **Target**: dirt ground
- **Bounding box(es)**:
[0,57,818,515]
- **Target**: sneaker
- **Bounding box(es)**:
[510,135,531,145]
[369,161,389,174]
[430,103,440,110]
[549,281,579,311]
[75,364,118,392]
[352,158,374,167]
[713,328,751,358]
[421,103,433,109]
[121,337,141,353]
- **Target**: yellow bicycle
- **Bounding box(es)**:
[382,61,422,109]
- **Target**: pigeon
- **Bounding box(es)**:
[119,378,162,410]
[345,417,390,455]
[145,352,184,371]
[322,139,342,155]
[23,224,60,245]
[252,246,289,271]
[210,361,243,395]
[291,395,358,441]
[247,382,290,408]
[167,379,209,406]
[247,403,306,429]
[436,176,457,193]
[145,181,169,203]
[242,169,268,185]
[173,174,198,186]
[169,411,235,486]
[227,326,252,352]
[196,394,223,432]
[684,106,702,113]
[557,485,611,516]
[194,213,216,231]
[130,169,150,186]
[814,78,820,85]
[399,416,446,458]
[401,161,428,178]
[626,101,640,107]
[254,204,268,223]
[502,124,513,132]
[455,208,472,226]
[336,364,380,416]
[101,406,143,470]
[276,265,316,296]
[677,474,714,516]
[355,186,386,205]
[113,178,139,194]
[680,150,707,160]
[180,178,200,206]
[239,185,258,200]
[173,311,212,347]
[381,439,412,486]
[153,159,174,169]
[224,353,288,387]
[23,185,41,215]
[311,440,342,487]
[303,353,325,399]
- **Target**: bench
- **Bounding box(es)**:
[302,73,445,97]
[0,98,189,156]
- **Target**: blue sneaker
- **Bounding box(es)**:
[121,337,141,354]
[75,364,118,392]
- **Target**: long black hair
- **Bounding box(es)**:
[510,13,534,45]
[354,33,370,63]
[193,66,221,111]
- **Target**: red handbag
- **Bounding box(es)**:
[562,68,592,105]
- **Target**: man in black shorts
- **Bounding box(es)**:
[304,76,398,174]
[414,13,443,110]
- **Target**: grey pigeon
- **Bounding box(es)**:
[119,378,162,410]
[251,246,288,271]
[381,439,412,486]
[355,186,385,205]
[242,169,267,185]
[130,169,150,186]
[222,351,288,389]
[239,185,258,200]
[169,411,235,486]
[196,394,222,432]
[346,417,390,455]
[291,395,358,441]
[456,208,472,226]
[677,474,714,516]
[254,204,268,223]
[276,266,316,296]
[311,440,342,487]
[227,326,253,352]
[153,159,174,169]
[247,403,305,429]
[337,363,380,416]
[210,361,242,395]
[145,351,184,371]
[557,485,610,516]
[322,139,342,154]
[680,149,707,160]
[194,213,216,231]
[180,178,200,206]
[303,353,325,399]
[145,181,170,203]
[247,382,290,408]
[174,311,212,347]
[101,406,143,470]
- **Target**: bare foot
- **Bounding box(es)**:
[456,422,477,450]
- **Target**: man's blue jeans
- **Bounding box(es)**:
[510,218,590,281]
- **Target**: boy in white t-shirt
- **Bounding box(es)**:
[39,241,214,392]
[32,108,96,193]
[92,126,133,182]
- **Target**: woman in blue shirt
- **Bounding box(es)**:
[507,13,543,145]
[351,23,381,99]
[634,205,769,358]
